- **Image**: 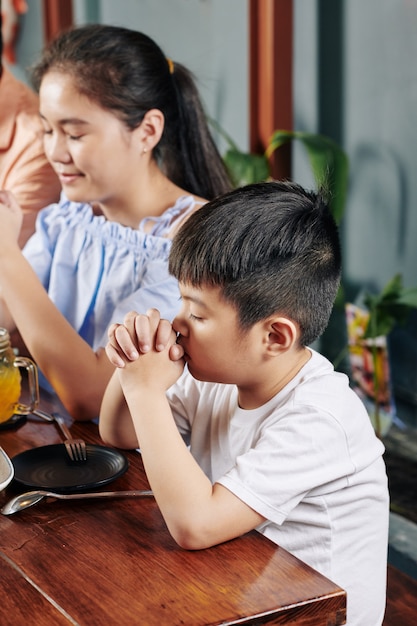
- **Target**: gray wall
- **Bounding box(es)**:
[294,0,416,296]
[7,0,44,83]
[294,0,417,423]
[344,0,417,294]
[11,0,249,154]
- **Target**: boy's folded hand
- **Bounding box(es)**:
[106,308,184,369]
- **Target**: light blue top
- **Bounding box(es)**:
[23,192,201,353]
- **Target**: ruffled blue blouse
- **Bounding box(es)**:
[23,193,201,352]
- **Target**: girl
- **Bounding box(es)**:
[0,24,231,421]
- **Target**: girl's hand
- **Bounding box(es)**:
[0,191,23,247]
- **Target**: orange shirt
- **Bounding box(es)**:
[0,66,61,247]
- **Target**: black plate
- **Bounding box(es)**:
[12,444,129,493]
[0,414,27,431]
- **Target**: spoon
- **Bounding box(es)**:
[1,489,153,515]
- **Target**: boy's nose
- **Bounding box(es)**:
[172,316,187,337]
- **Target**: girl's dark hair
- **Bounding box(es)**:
[31,24,232,200]
[169,181,342,347]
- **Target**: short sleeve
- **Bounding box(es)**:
[217,408,356,525]
[21,199,65,286]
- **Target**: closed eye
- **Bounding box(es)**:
[189,313,203,322]
[41,128,82,141]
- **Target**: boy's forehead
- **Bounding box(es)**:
[179,282,209,301]
[179,282,223,307]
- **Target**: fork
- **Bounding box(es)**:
[53,415,87,463]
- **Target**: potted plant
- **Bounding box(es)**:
[210,120,349,226]
[344,274,417,437]
[362,275,417,438]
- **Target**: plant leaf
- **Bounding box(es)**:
[396,287,417,308]
[363,274,417,338]
[379,273,403,300]
[223,149,270,187]
[266,130,349,224]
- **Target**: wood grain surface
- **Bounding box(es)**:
[0,393,346,626]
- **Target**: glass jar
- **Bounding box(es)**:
[0,328,39,424]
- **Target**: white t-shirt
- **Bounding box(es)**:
[167,349,389,626]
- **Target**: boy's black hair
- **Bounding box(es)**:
[169,180,342,346]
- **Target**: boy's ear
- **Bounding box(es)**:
[265,317,298,354]
[136,108,165,152]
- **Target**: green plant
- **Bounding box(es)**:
[363,274,417,339]
[214,123,348,314]
[212,121,349,358]
[266,130,348,225]
[211,120,349,226]
[363,274,417,437]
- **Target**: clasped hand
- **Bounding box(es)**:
[106,308,185,389]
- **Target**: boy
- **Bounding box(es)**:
[100,181,389,626]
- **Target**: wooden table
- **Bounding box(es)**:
[0,392,346,626]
